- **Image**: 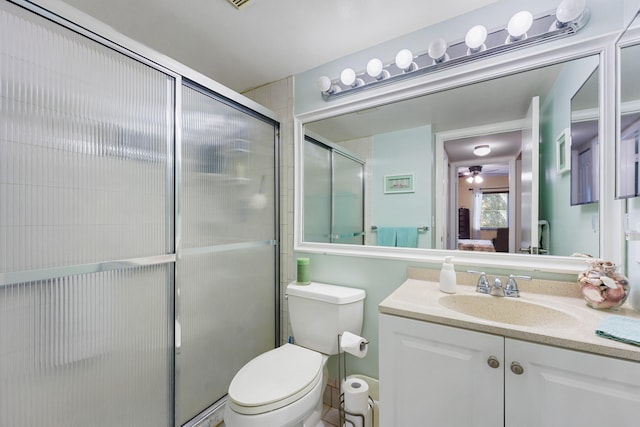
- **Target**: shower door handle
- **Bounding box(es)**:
[175,288,181,354]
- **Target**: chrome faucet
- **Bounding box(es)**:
[490,276,505,297]
[504,274,532,298]
[468,271,531,298]
[468,270,490,294]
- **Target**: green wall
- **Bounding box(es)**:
[372,126,433,248]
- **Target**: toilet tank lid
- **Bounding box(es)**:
[287,282,365,304]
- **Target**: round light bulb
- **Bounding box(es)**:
[366,58,384,78]
[475,175,484,184]
[428,38,448,62]
[466,176,474,184]
[340,68,357,86]
[395,49,415,71]
[317,76,332,92]
[556,0,586,24]
[507,11,533,39]
[465,25,488,51]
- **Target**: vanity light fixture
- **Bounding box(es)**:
[465,25,488,54]
[317,75,341,96]
[554,0,587,28]
[507,11,534,43]
[428,38,449,64]
[473,145,491,156]
[366,58,390,80]
[340,68,363,87]
[395,49,417,72]
[318,1,591,101]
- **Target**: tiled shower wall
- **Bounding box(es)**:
[243,77,295,345]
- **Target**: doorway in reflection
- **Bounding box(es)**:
[444,129,522,254]
[457,164,510,252]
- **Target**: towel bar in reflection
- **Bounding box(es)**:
[371,225,429,232]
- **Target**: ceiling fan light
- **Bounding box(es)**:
[475,175,484,184]
[473,145,491,156]
[466,176,474,183]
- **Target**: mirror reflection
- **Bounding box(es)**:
[570,68,599,205]
[303,55,600,257]
[618,17,640,198]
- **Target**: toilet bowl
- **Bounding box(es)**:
[223,344,328,427]
[224,282,366,427]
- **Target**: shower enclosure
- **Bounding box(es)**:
[303,136,365,245]
[0,1,279,426]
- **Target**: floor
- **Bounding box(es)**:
[321,404,341,426]
[218,404,340,426]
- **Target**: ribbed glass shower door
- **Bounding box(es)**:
[0,1,175,426]
[303,137,364,245]
[176,83,278,425]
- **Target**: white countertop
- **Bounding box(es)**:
[379,278,640,362]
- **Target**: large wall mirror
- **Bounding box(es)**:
[302,54,601,260]
[618,12,640,199]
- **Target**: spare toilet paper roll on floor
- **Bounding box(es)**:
[340,331,368,358]
[343,377,371,427]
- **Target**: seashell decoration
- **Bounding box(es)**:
[578,259,629,310]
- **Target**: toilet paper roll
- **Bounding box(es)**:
[343,378,371,427]
[340,331,368,358]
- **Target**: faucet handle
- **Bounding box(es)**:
[504,275,531,297]
[490,277,504,296]
[468,270,490,294]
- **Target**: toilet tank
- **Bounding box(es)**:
[286,282,365,355]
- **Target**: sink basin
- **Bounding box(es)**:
[438,293,580,328]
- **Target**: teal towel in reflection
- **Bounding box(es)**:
[396,227,418,248]
[595,315,640,347]
[376,227,396,247]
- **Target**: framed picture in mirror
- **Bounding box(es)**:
[556,128,571,174]
[384,173,414,193]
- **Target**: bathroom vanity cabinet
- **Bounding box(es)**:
[379,313,640,427]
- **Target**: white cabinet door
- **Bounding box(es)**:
[505,338,640,427]
[379,314,504,427]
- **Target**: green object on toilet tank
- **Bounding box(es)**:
[297,258,310,285]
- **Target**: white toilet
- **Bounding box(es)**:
[224,282,366,427]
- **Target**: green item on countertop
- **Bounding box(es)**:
[595,315,640,347]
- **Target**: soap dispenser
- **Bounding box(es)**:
[439,256,457,294]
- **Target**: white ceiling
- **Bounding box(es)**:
[59,0,498,93]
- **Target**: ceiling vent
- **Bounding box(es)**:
[227,0,251,9]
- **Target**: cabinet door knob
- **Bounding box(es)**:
[487,356,500,369]
[510,361,524,375]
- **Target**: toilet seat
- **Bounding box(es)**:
[228,344,323,415]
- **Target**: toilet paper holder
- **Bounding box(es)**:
[339,394,374,427]
[337,333,375,427]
